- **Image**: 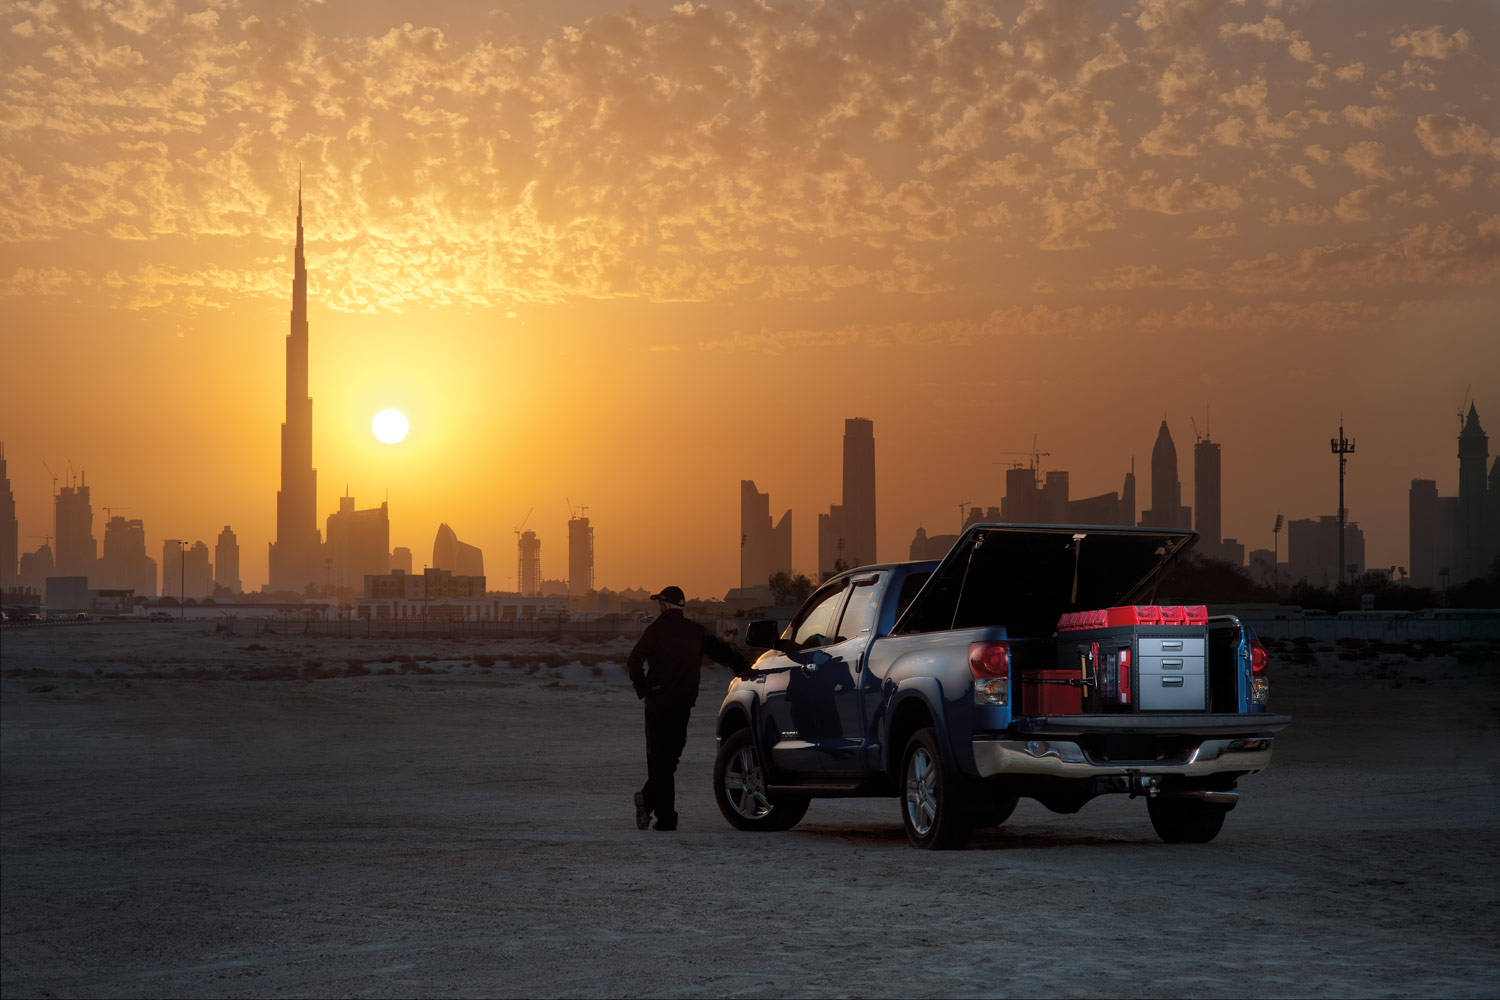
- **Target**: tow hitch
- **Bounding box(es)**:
[1127,773,1159,799]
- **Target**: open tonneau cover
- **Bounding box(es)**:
[894,523,1199,637]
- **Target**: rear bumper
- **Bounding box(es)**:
[972,735,1276,779]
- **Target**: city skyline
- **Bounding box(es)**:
[3,0,1498,597]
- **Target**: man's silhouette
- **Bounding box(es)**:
[628,586,749,831]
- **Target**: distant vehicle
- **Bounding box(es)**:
[75,613,90,621]
[24,613,42,622]
[637,613,656,624]
[148,611,174,621]
[714,524,1290,850]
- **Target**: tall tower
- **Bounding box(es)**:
[841,418,876,568]
[54,472,97,581]
[1194,437,1222,552]
[1140,421,1191,530]
[1455,404,1489,584]
[0,444,16,592]
[568,515,594,596]
[518,530,541,596]
[269,183,320,594]
[215,525,241,594]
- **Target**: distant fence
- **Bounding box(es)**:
[0,615,759,643]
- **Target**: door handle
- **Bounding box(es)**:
[1161,676,1184,687]
[801,662,819,674]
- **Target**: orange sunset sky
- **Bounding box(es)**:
[2,0,1497,597]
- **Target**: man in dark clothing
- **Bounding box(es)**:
[628,585,749,831]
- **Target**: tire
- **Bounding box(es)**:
[899,728,975,850]
[713,729,810,832]
[1147,796,1229,843]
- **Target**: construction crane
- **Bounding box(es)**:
[567,498,589,520]
[993,435,1051,485]
[514,507,533,538]
[41,461,59,498]
[102,506,130,520]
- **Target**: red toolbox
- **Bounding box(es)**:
[1018,669,1085,715]
[1054,605,1210,712]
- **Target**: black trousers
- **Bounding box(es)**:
[641,701,692,825]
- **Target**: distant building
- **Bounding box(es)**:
[391,546,413,574]
[567,515,593,596]
[325,495,390,593]
[1140,421,1191,530]
[54,474,97,583]
[909,526,957,561]
[364,567,486,601]
[433,522,484,577]
[740,480,792,589]
[1455,404,1500,584]
[0,444,16,593]
[518,529,541,596]
[44,575,90,611]
[999,465,1133,527]
[269,186,323,594]
[818,418,877,578]
[162,539,213,600]
[1409,479,1455,589]
[99,516,157,597]
[1286,516,1365,588]
[18,543,54,595]
[215,525,241,594]
[1194,436,1222,553]
[1248,548,1277,586]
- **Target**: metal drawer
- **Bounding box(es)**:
[1137,654,1205,676]
[1139,637,1205,657]
[1138,672,1207,711]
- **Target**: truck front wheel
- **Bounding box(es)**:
[713,729,810,832]
[1147,796,1229,843]
[900,728,975,850]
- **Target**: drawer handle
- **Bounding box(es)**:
[1162,659,1183,668]
[1161,641,1183,650]
[1161,677,1184,687]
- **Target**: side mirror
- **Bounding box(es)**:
[744,619,783,649]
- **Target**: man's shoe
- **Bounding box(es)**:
[634,792,651,830]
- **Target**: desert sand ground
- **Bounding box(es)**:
[2,622,1498,998]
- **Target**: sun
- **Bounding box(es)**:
[372,408,409,444]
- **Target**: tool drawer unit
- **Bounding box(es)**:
[1056,605,1211,712]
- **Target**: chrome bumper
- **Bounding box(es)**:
[972,736,1274,779]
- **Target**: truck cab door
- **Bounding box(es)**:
[753,582,850,777]
[816,574,883,775]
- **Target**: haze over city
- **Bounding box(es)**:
[3,0,1498,598]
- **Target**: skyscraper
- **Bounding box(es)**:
[1194,436,1222,553]
[0,444,16,592]
[1140,421,1191,530]
[1455,403,1491,584]
[568,514,594,596]
[391,546,413,574]
[100,516,157,597]
[518,529,541,596]
[433,523,484,577]
[215,525,241,594]
[740,480,792,589]
[818,418,877,578]
[324,496,389,593]
[162,539,213,600]
[269,185,321,594]
[841,418,876,568]
[54,474,97,582]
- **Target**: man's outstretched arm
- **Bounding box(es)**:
[702,633,751,677]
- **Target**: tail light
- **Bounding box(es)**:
[1249,638,1270,704]
[970,641,1009,706]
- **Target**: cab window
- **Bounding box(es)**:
[834,578,880,641]
[788,585,847,649]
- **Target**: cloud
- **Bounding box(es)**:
[1415,114,1500,159]
[1127,173,1243,215]
[1391,26,1471,60]
[1189,221,1238,240]
[1342,141,1393,180]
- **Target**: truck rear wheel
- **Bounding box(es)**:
[1147,796,1228,843]
[713,729,809,832]
[900,728,974,850]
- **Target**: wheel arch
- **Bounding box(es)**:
[884,684,954,778]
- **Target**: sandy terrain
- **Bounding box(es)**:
[3,622,1498,998]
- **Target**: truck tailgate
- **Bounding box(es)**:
[1008,713,1292,736]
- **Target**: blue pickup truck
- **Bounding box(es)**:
[712,523,1291,849]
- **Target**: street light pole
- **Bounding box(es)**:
[178,540,186,620]
[1272,514,1283,597]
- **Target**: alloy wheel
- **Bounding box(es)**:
[905,746,938,836]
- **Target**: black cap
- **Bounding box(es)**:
[650,586,685,607]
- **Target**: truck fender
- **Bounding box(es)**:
[882,678,961,777]
[715,688,793,785]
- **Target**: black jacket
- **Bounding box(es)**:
[627,609,748,707]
